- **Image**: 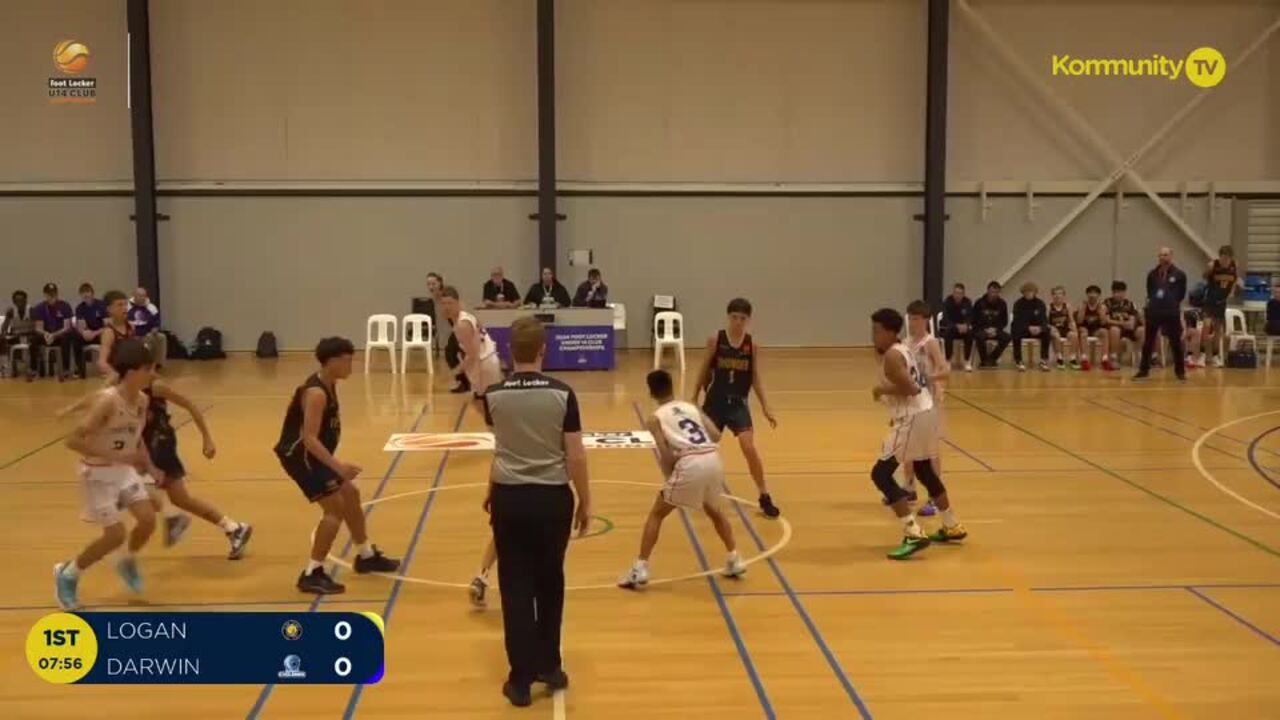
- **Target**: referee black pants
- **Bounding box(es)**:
[1139,309,1186,375]
[491,482,574,686]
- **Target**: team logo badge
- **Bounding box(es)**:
[278,654,306,679]
[281,620,303,641]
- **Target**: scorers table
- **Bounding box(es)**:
[475,307,614,371]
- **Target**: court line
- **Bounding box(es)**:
[1085,399,1248,465]
[0,402,210,473]
[245,400,437,720]
[949,393,1280,560]
[722,582,1280,598]
[1118,398,1280,463]
[0,597,386,613]
[1246,426,1280,491]
[941,438,995,471]
[631,404,777,720]
[1184,587,1280,648]
[1190,410,1280,523]
[342,401,469,720]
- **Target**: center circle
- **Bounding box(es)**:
[328,479,792,591]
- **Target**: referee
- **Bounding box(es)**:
[1135,246,1188,381]
[483,316,592,707]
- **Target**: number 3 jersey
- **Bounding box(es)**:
[879,343,933,421]
[83,386,147,466]
[655,400,719,459]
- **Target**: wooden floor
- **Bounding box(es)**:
[2,349,1280,719]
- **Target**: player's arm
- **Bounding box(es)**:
[300,387,349,477]
[646,415,676,477]
[750,345,777,428]
[56,388,101,420]
[697,410,723,444]
[563,390,591,536]
[690,336,717,403]
[873,351,919,400]
[454,321,481,375]
[64,394,134,464]
[98,329,117,376]
[154,382,216,458]
[926,337,949,384]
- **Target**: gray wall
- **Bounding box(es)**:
[0,198,136,301]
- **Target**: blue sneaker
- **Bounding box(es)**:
[116,556,143,594]
[918,500,938,517]
[54,563,80,610]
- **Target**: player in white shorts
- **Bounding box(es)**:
[618,369,746,589]
[898,300,950,516]
[54,338,160,609]
[869,308,966,560]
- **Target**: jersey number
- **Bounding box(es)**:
[677,418,708,445]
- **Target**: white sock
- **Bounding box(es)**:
[941,508,959,528]
[61,562,81,579]
[357,543,375,559]
[218,517,239,533]
[902,514,923,537]
[634,558,649,570]
[305,560,323,574]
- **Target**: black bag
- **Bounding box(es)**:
[256,332,279,358]
[191,326,226,360]
[164,331,189,360]
[1227,349,1257,368]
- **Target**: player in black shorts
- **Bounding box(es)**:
[1202,245,1241,368]
[692,298,780,518]
[1075,285,1109,371]
[275,337,400,594]
[1103,281,1144,366]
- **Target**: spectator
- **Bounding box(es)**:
[1011,282,1050,372]
[1047,285,1079,370]
[525,267,571,308]
[2,290,39,380]
[572,268,609,308]
[75,282,107,374]
[941,283,974,371]
[1201,245,1242,368]
[33,282,79,380]
[1076,284,1109,371]
[1103,280,1143,366]
[481,267,521,309]
[1134,246,1187,381]
[1267,285,1280,336]
[128,286,167,367]
[972,281,1011,369]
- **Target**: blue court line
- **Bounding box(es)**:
[341,401,468,720]
[942,438,995,471]
[1118,398,1280,461]
[1185,587,1280,648]
[1085,399,1246,465]
[949,393,1280,561]
[0,403,209,473]
[1246,427,1280,491]
[246,400,433,720]
[0,597,387,613]
[722,582,1280,598]
[631,404,776,720]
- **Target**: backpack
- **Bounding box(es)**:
[163,331,189,360]
[191,326,225,360]
[1227,348,1257,369]
[256,332,279,358]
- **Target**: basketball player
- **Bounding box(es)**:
[897,301,949,517]
[692,298,780,518]
[55,339,159,609]
[1076,285,1109,371]
[1047,286,1079,370]
[1202,245,1242,368]
[1104,281,1144,366]
[868,308,966,560]
[276,337,400,594]
[96,290,133,377]
[619,369,746,589]
[59,378,252,558]
[1183,306,1203,369]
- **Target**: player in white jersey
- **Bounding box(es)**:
[618,369,746,589]
[869,309,966,560]
[54,339,160,609]
[898,301,951,516]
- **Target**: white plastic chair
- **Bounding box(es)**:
[400,314,434,375]
[7,342,30,377]
[1262,334,1280,368]
[365,314,398,374]
[653,311,685,371]
[929,312,939,337]
[83,344,102,376]
[1223,308,1255,355]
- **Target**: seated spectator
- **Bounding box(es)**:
[1011,282,1050,372]
[1047,285,1079,370]
[2,290,39,380]
[128,286,167,367]
[75,282,107,373]
[1268,285,1280,337]
[524,267,571,308]
[1075,284,1109,371]
[941,283,974,371]
[98,290,133,377]
[34,282,79,380]
[1103,280,1143,367]
[573,268,609,308]
[480,266,521,309]
[1183,307,1203,369]
[972,281,1011,368]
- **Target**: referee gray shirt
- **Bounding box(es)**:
[484,372,582,486]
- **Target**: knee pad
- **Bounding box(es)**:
[871,459,908,504]
[912,460,946,499]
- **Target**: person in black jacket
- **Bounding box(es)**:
[1135,247,1187,381]
[572,268,609,308]
[1011,282,1050,371]
[941,283,974,371]
[972,281,1011,368]
[524,268,572,308]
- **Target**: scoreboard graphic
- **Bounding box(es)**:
[27,612,384,685]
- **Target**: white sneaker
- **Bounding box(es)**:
[963,362,973,373]
[723,554,747,579]
[1213,355,1224,368]
[618,564,649,590]
[1017,363,1027,372]
[468,575,488,607]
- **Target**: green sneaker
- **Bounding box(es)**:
[886,534,930,560]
